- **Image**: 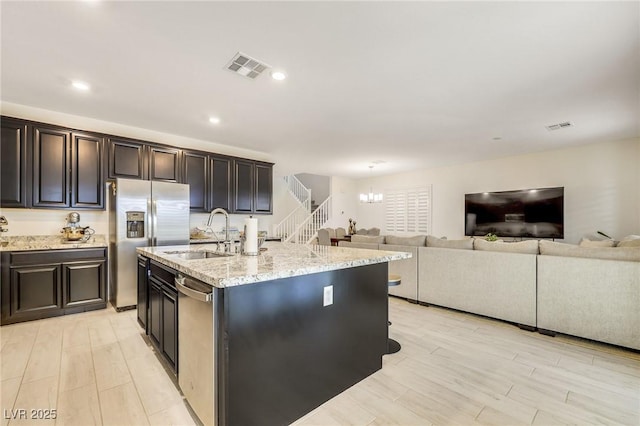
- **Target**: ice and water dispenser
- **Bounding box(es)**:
[126,211,145,238]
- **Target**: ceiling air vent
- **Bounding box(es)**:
[546,121,573,131]
[225,52,270,79]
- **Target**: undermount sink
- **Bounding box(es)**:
[163,250,235,259]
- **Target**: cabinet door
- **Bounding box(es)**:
[108,138,147,180]
[162,287,178,372]
[149,146,180,182]
[211,155,232,211]
[148,278,163,349]
[233,159,254,213]
[137,256,148,330]
[254,163,273,214]
[0,118,29,207]
[183,151,208,212]
[32,125,71,207]
[61,260,106,308]
[71,133,104,209]
[9,264,62,321]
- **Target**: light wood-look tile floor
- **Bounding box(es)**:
[2,298,639,425]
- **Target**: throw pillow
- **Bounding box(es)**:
[384,235,427,247]
[617,235,640,248]
[579,238,615,248]
[539,240,640,262]
[473,239,539,254]
[426,235,473,250]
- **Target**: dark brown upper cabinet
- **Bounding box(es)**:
[210,155,232,212]
[254,162,273,214]
[233,159,254,214]
[108,137,147,180]
[182,150,208,212]
[71,133,104,209]
[232,159,273,214]
[1,116,274,214]
[32,125,71,208]
[32,126,104,210]
[149,146,181,182]
[1,118,29,207]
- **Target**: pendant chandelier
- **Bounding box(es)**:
[359,165,383,203]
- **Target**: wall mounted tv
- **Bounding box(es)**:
[465,187,564,239]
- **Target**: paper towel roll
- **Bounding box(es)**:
[244,217,259,255]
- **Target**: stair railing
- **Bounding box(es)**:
[273,203,309,242]
[289,196,332,244]
[284,175,311,212]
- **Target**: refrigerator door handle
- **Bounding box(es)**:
[151,199,158,246]
[147,197,154,246]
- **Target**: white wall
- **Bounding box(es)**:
[295,173,330,205]
[0,207,109,237]
[328,176,358,230]
[354,138,640,243]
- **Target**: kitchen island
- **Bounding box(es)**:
[136,242,410,426]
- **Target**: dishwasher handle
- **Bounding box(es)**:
[175,275,213,303]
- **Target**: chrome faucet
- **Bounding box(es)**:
[206,208,230,248]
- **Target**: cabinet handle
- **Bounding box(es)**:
[175,276,212,302]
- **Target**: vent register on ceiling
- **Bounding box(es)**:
[225,52,270,79]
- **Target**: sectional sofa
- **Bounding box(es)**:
[339,235,640,350]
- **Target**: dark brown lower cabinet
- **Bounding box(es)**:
[161,286,178,368]
[9,264,62,320]
[1,248,107,325]
[145,261,178,373]
[62,260,106,308]
[137,255,149,330]
[148,278,163,349]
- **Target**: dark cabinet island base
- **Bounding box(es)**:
[192,262,388,426]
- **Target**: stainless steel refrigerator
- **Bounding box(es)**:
[108,178,190,310]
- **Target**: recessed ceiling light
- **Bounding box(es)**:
[271,71,287,81]
[71,80,90,91]
[209,117,221,125]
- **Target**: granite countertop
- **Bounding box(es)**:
[0,234,108,251]
[137,242,411,288]
[190,236,283,244]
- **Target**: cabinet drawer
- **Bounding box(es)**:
[10,248,107,265]
[149,260,177,288]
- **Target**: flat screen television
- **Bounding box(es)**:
[465,187,564,239]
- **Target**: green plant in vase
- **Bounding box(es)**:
[485,233,499,242]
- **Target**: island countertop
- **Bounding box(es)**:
[136,242,410,288]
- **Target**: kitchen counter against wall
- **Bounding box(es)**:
[0,234,107,251]
[137,241,409,288]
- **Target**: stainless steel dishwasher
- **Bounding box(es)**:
[175,275,217,426]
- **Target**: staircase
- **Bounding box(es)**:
[274,175,332,243]
[288,196,332,244]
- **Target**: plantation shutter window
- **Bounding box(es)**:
[384,186,432,235]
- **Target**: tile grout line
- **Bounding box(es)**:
[6,323,40,426]
[115,316,154,424]
[87,318,107,426]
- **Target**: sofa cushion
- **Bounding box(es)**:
[579,238,615,248]
[617,235,640,248]
[473,239,539,254]
[337,241,379,250]
[426,235,473,250]
[539,240,640,262]
[384,235,427,247]
[350,235,386,244]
